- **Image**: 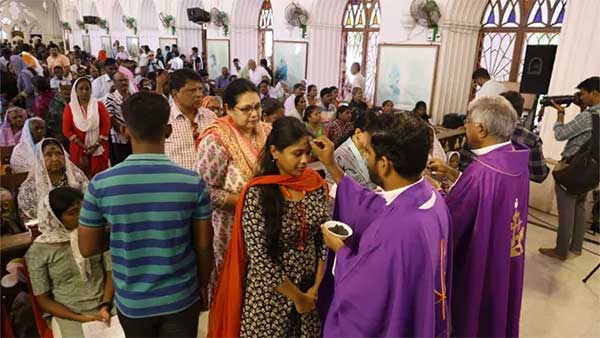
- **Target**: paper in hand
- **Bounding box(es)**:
[81,315,125,338]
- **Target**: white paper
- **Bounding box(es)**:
[81,316,125,338]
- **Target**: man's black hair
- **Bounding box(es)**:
[122,92,170,142]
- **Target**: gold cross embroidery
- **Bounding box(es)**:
[511,199,524,257]
[434,240,447,321]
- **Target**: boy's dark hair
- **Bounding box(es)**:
[122,92,170,142]
[414,101,427,110]
[370,113,432,180]
[32,76,51,92]
[500,91,525,117]
[472,68,491,80]
[577,76,600,93]
[52,65,63,72]
[382,99,393,106]
[262,98,284,117]
[104,58,117,67]
[320,87,333,98]
[169,68,202,91]
[49,187,83,220]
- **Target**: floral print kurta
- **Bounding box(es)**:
[240,186,329,338]
[197,133,248,293]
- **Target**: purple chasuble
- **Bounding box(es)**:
[319,176,452,337]
[446,142,529,338]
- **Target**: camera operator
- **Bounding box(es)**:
[539,76,600,260]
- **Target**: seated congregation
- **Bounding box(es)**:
[1,34,598,338]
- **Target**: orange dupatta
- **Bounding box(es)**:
[198,116,271,181]
[207,168,327,338]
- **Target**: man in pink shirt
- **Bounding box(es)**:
[46,45,70,76]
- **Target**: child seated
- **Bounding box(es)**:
[25,187,113,338]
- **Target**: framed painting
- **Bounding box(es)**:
[159,37,177,51]
[100,36,112,54]
[81,35,91,54]
[273,41,308,86]
[374,44,439,111]
[126,36,139,58]
[206,39,230,79]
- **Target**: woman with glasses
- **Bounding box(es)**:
[197,79,272,297]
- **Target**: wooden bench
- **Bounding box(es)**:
[0,146,14,165]
[435,126,466,152]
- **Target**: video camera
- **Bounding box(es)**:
[540,92,581,107]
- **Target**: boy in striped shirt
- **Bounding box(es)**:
[78,92,213,337]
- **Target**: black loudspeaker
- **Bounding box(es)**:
[519,45,557,94]
[83,16,100,25]
[187,8,211,24]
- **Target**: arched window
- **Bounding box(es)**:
[258,0,273,66]
[340,0,381,102]
[476,0,567,82]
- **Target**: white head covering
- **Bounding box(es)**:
[34,190,91,281]
[9,117,45,173]
[69,77,103,156]
[18,138,88,220]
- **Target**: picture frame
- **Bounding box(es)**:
[158,37,177,51]
[273,41,308,86]
[81,35,91,54]
[374,44,439,111]
[126,36,139,59]
[206,39,230,80]
[100,36,112,54]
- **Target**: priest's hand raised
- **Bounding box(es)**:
[427,158,460,183]
[311,136,345,184]
[321,225,346,253]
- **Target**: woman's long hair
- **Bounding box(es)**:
[255,117,314,261]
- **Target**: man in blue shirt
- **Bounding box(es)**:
[78,92,213,337]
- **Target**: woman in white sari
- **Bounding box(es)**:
[9,117,46,173]
[18,138,88,222]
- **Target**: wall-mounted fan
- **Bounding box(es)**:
[410,0,442,41]
[285,2,308,38]
[210,8,230,36]
[159,12,176,35]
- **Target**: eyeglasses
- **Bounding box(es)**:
[235,104,262,115]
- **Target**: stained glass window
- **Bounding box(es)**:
[258,0,273,66]
[477,0,566,83]
[340,0,381,103]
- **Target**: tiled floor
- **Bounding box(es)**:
[521,210,600,338]
[198,210,600,338]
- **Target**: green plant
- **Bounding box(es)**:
[98,19,109,34]
[61,21,72,33]
[76,19,88,34]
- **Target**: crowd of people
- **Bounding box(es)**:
[0,37,599,338]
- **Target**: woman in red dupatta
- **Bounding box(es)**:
[208,117,330,338]
[197,79,271,297]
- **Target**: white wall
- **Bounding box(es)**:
[538,0,600,161]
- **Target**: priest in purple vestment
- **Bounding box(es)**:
[311,113,452,338]
[428,96,530,338]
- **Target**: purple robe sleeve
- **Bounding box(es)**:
[445,172,480,247]
[334,175,385,236]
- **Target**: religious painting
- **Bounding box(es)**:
[374,44,439,111]
[273,41,308,86]
[206,39,230,80]
[81,35,91,54]
[100,36,112,54]
[126,36,139,59]
[159,37,177,51]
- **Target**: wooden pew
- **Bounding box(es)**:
[0,146,14,165]
[435,126,467,152]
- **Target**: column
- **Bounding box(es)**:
[306,24,342,89]
[430,20,481,124]
[229,24,258,65]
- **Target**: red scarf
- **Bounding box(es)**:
[207,168,327,338]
